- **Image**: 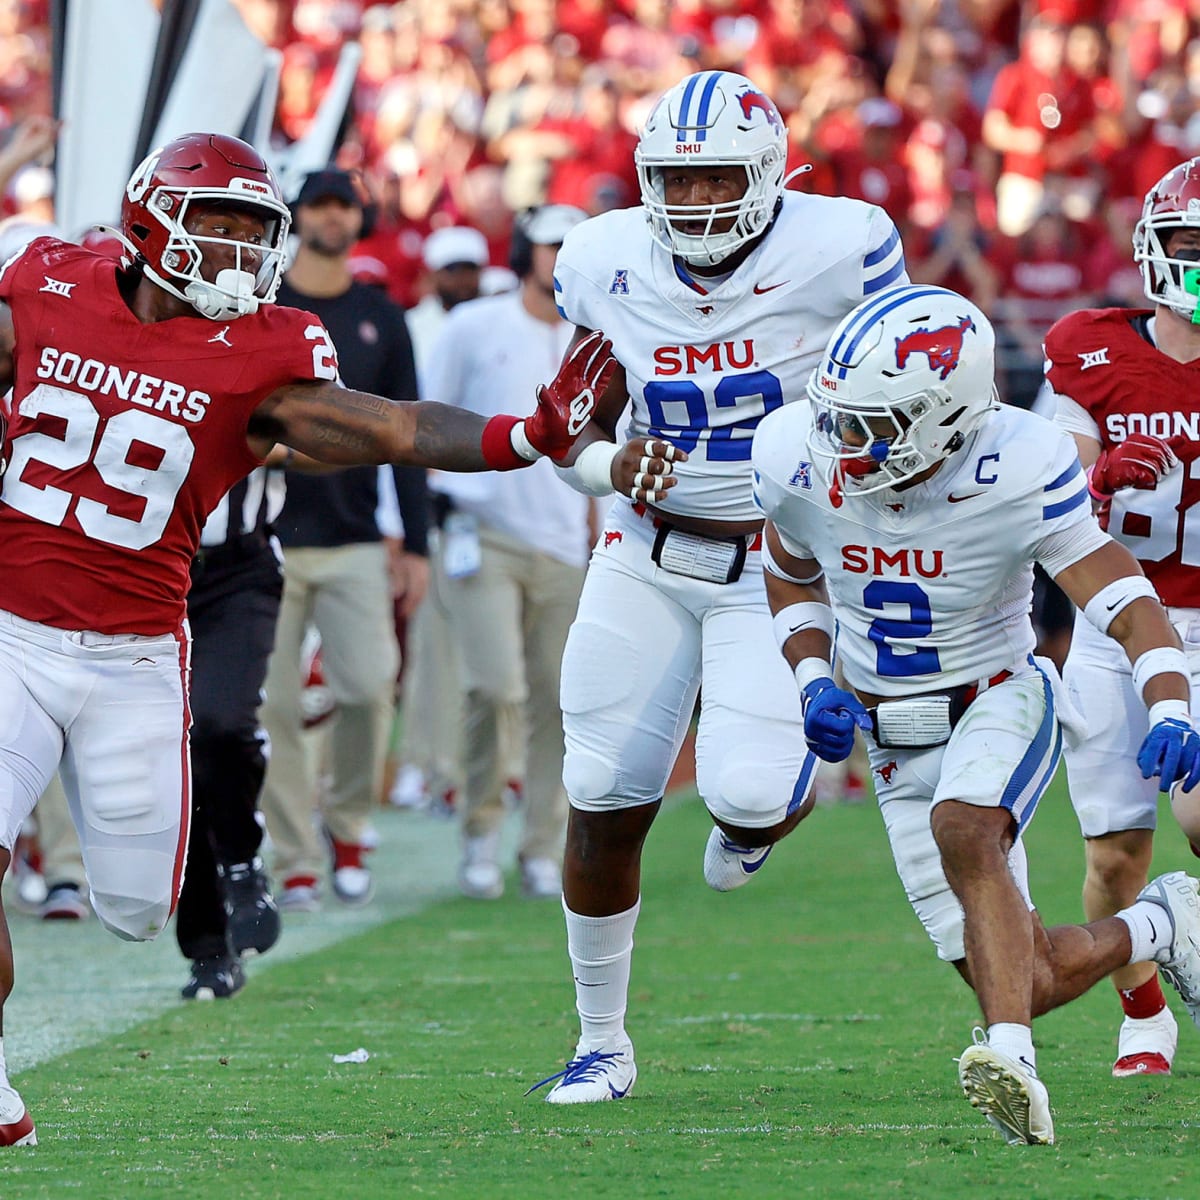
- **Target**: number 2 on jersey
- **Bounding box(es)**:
[863,580,941,677]
[3,382,194,550]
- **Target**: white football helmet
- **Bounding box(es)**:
[806,285,997,502]
[635,71,787,267]
[1134,157,1200,321]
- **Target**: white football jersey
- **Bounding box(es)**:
[553,193,908,521]
[752,403,1106,695]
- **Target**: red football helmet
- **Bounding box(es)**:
[1134,157,1200,321]
[121,133,291,320]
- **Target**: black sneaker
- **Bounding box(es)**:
[218,858,281,957]
[181,953,245,1001]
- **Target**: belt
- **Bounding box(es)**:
[630,501,763,551]
[959,668,1014,708]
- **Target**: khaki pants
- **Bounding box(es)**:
[397,536,465,800]
[443,526,583,863]
[261,543,399,881]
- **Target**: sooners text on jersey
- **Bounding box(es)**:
[1045,306,1200,607]
[0,237,337,633]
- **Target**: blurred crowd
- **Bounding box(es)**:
[4,1,1200,398]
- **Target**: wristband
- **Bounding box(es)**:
[1148,698,1192,727]
[793,657,835,695]
[1085,463,1109,501]
[1132,645,1191,699]
[568,439,621,497]
[481,415,534,471]
[772,603,835,652]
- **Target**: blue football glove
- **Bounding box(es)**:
[1137,717,1200,793]
[801,678,872,763]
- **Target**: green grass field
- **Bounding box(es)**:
[5,773,1200,1199]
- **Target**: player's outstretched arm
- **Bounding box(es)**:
[251,379,494,469]
[250,336,614,471]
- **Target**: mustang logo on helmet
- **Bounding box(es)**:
[737,90,783,135]
[894,316,977,381]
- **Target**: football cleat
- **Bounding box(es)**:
[1137,871,1200,1027]
[958,1031,1054,1146]
[526,1036,637,1104]
[278,876,321,913]
[703,827,772,892]
[181,953,245,1001]
[0,1085,35,1147]
[38,882,89,921]
[1113,1006,1177,1077]
[325,832,374,906]
[218,858,281,957]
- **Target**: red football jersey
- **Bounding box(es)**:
[1045,306,1200,607]
[0,237,339,633]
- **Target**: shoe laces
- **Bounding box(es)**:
[524,1048,625,1096]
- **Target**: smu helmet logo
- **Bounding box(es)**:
[894,316,976,381]
[738,90,783,135]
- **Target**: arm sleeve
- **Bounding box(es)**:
[389,462,429,555]
[1053,390,1102,441]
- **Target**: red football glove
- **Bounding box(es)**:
[524,330,617,461]
[1088,433,1178,498]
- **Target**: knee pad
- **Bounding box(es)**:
[702,742,815,831]
[562,750,618,807]
[87,846,176,941]
[882,799,964,962]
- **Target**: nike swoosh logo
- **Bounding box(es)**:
[1148,916,1158,943]
[741,848,772,874]
[573,977,605,987]
[753,281,788,294]
[609,1083,631,1098]
[947,492,985,503]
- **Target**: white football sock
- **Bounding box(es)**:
[1118,900,1171,965]
[563,897,640,1052]
[986,1022,1037,1076]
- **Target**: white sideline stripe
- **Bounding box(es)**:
[3,807,472,1070]
[664,1012,882,1024]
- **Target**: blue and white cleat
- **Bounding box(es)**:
[703,827,772,892]
[526,1036,637,1104]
